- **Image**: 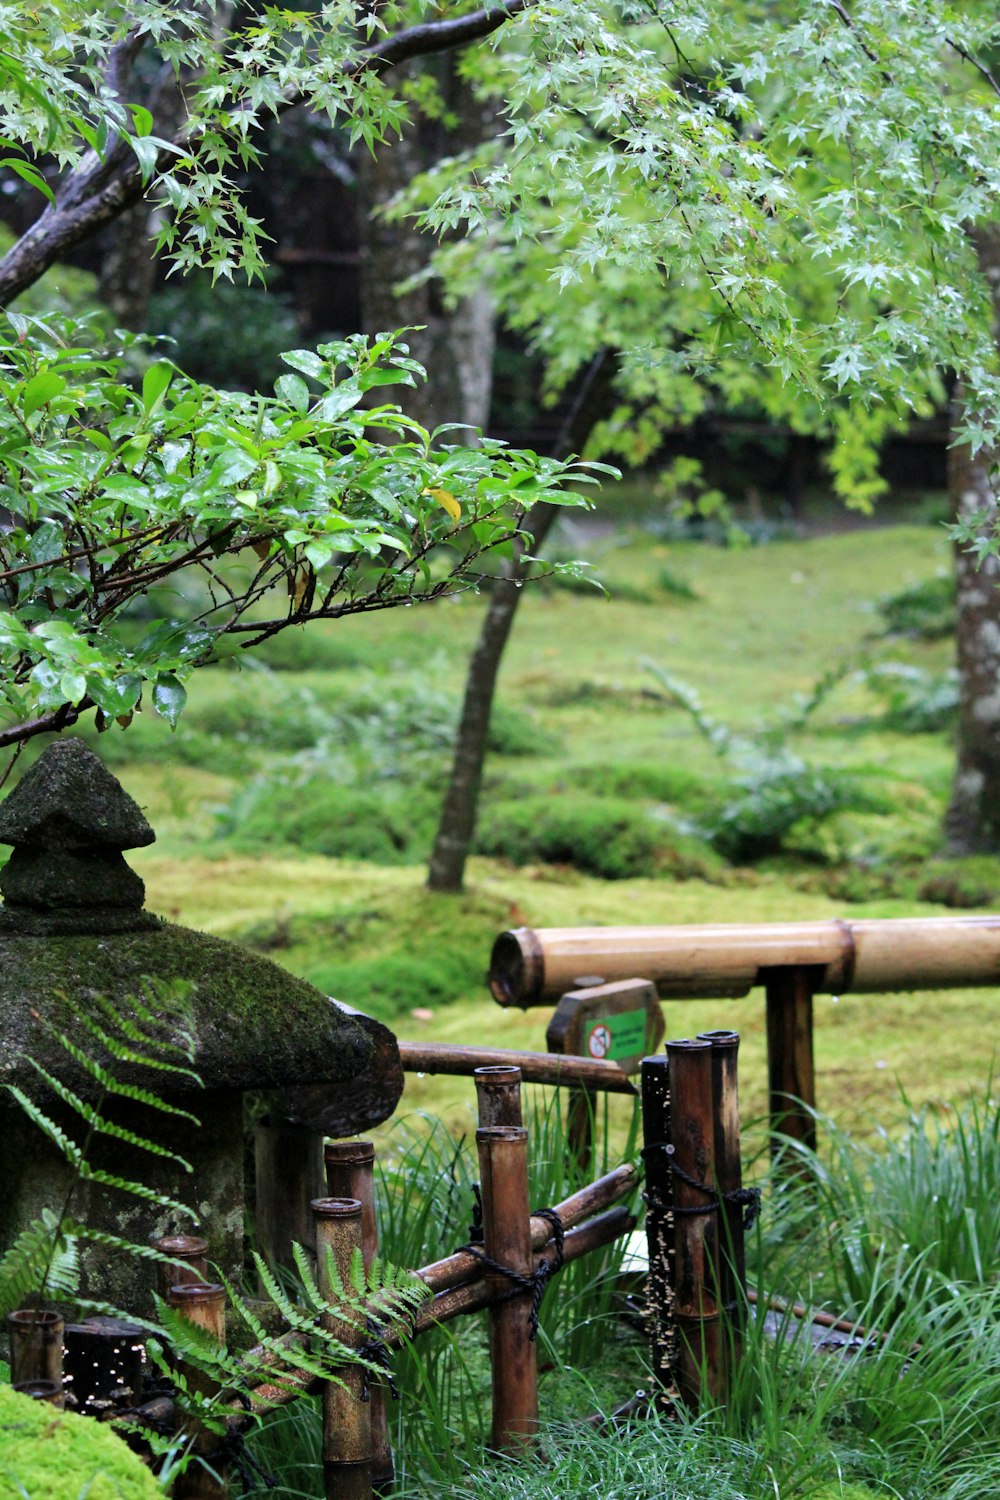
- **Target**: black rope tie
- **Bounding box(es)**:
[459,1195,567,1341]
[641,1142,761,1230]
[357,1318,403,1403]
[205,1390,281,1494]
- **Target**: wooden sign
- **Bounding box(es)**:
[545,978,665,1075]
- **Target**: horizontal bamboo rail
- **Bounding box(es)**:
[398,1041,637,1094]
[489,917,1000,1006]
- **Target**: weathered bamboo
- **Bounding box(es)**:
[763,967,818,1157]
[474,1065,523,1127]
[418,1164,637,1292]
[476,1125,538,1450]
[666,1038,722,1411]
[640,1055,675,1403]
[489,916,1000,1004]
[398,1040,637,1093]
[6,1310,64,1406]
[323,1144,391,1496]
[120,1206,637,1430]
[255,1120,325,1274]
[63,1315,145,1415]
[312,1197,372,1500]
[153,1234,209,1300]
[167,1283,228,1500]
[700,1030,746,1393]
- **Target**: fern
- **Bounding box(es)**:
[0,1211,79,1321]
[1,976,200,1311]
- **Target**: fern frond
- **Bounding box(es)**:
[73,1011,201,1086]
[93,979,198,1063]
[22,1058,194,1167]
[66,1221,196,1259]
[76,1162,193,1215]
[0,1212,78,1319]
[39,1031,201,1123]
[6,1086,84,1168]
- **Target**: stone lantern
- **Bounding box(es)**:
[0,738,402,1313]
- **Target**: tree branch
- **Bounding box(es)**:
[0,1,536,306]
[945,36,1000,102]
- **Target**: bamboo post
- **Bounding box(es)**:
[640,1055,675,1404]
[700,1030,747,1390]
[763,966,817,1160]
[474,1065,523,1128]
[153,1234,210,1300]
[475,1125,538,1450]
[323,1145,391,1495]
[312,1197,372,1500]
[6,1310,64,1406]
[665,1037,722,1411]
[63,1316,145,1415]
[168,1283,228,1500]
[255,1119,325,1275]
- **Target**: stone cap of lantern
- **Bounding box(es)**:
[0,738,157,935]
[0,739,403,1126]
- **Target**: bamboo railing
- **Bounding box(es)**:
[489,917,1000,1152]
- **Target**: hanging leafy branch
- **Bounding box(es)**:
[0,319,605,748]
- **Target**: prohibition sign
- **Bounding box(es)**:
[587,1023,612,1059]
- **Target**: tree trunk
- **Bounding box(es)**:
[945,226,1000,853]
[359,58,497,437]
[427,353,614,892]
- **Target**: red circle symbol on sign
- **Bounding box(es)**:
[588,1024,611,1059]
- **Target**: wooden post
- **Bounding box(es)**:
[323,1144,392,1496]
[312,1197,372,1500]
[475,1125,538,1450]
[474,1065,523,1128]
[6,1310,64,1405]
[665,1037,722,1411]
[168,1283,228,1500]
[700,1030,747,1390]
[255,1119,325,1275]
[763,966,818,1159]
[640,1054,675,1406]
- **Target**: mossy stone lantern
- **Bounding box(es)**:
[0,738,402,1312]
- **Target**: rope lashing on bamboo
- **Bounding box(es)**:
[204,1390,281,1493]
[641,1143,761,1229]
[459,1195,567,1340]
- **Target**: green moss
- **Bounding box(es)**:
[0,1382,159,1498]
[0,920,376,1096]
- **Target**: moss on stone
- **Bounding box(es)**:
[0,920,376,1096]
[0,1382,160,1498]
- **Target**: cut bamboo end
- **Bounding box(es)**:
[12,1379,61,1404]
[153,1234,209,1299]
[7,1309,64,1404]
[474,1065,523,1128]
[311,1197,372,1498]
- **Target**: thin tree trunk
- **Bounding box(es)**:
[945,226,1000,853]
[426,352,613,892]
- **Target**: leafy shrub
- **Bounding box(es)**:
[473,793,719,880]
[862,662,959,732]
[702,762,878,863]
[878,571,955,638]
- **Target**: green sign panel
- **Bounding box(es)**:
[583,1008,649,1062]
